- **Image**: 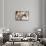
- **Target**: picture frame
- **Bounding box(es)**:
[15,10,29,21]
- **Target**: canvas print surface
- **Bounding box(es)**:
[15,11,29,21]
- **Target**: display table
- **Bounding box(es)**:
[8,36,37,45]
[5,41,40,46]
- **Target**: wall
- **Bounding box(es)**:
[4,0,42,32]
[42,0,46,37]
[0,0,3,33]
[0,0,3,28]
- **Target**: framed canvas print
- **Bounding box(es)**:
[15,11,29,21]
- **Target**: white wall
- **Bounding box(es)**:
[0,0,3,28]
[4,0,42,32]
[42,0,46,26]
[0,0,3,33]
[42,0,46,37]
